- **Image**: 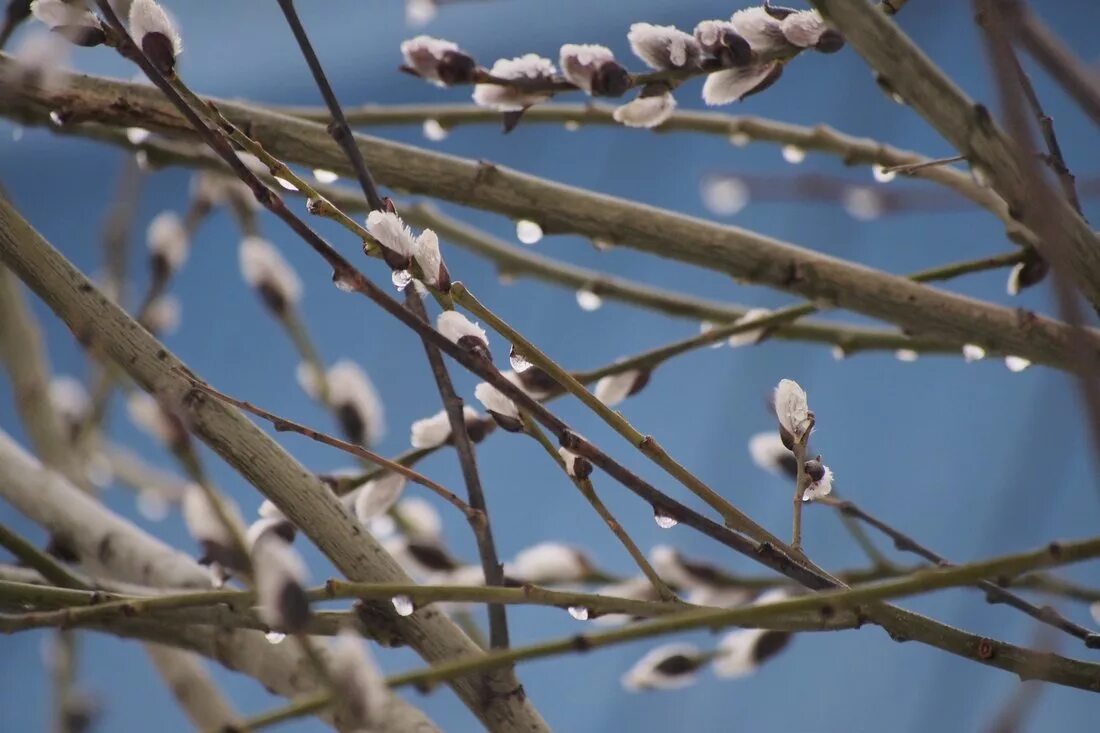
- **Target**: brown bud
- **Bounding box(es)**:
[141,31,177,76]
[437,50,477,85]
[815,30,845,54]
[488,410,524,433]
[804,456,826,482]
[54,25,106,47]
[456,334,493,363]
[591,61,631,97]
[763,1,798,20]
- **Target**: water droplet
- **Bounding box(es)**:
[592,238,614,251]
[137,490,170,521]
[969,162,991,188]
[576,289,602,312]
[728,131,751,147]
[962,344,986,362]
[653,508,678,529]
[872,164,896,183]
[509,347,532,373]
[48,110,64,126]
[392,595,415,616]
[698,322,725,349]
[134,151,151,171]
[567,606,590,621]
[895,349,919,363]
[831,346,847,361]
[312,168,338,184]
[11,126,24,141]
[423,119,448,141]
[781,145,805,164]
[333,272,356,292]
[842,187,883,221]
[275,176,298,192]
[701,177,749,216]
[126,127,150,144]
[1005,355,1031,373]
[516,219,543,245]
[391,269,413,291]
[264,631,286,644]
[890,91,906,105]
[564,120,581,132]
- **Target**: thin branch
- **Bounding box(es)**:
[274,0,385,211]
[519,414,678,602]
[1014,3,1100,129]
[821,496,1100,645]
[185,376,479,520]
[404,289,511,650]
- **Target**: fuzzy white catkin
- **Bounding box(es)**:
[129,0,183,55]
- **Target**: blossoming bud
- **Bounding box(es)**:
[31,0,104,47]
[364,210,416,270]
[506,542,593,583]
[146,211,188,279]
[622,643,706,691]
[474,381,522,432]
[773,378,813,447]
[559,44,629,97]
[238,236,303,315]
[48,375,90,430]
[328,628,386,732]
[650,545,728,589]
[326,360,385,447]
[182,484,248,579]
[252,532,311,632]
[779,10,844,53]
[727,308,772,347]
[627,22,702,70]
[729,6,790,55]
[594,369,650,407]
[513,365,558,398]
[143,294,181,335]
[126,392,187,449]
[6,30,70,93]
[256,500,296,543]
[1006,255,1049,295]
[354,473,407,523]
[437,310,491,361]
[713,626,792,678]
[472,54,556,111]
[748,431,798,479]
[409,406,484,448]
[612,85,677,128]
[399,35,476,86]
[693,20,751,67]
[394,497,443,543]
[128,0,182,75]
[802,456,833,501]
[411,228,449,290]
[702,63,782,105]
[558,446,592,479]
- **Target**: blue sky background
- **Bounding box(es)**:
[2,1,1099,731]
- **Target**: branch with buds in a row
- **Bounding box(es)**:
[400,4,844,130]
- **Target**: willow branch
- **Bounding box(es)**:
[3,60,1096,371]
[809,0,1100,306]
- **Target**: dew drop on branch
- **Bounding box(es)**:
[831,346,847,361]
[701,177,749,216]
[962,344,986,362]
[728,132,750,147]
[1005,356,1031,372]
[509,347,532,373]
[564,120,581,132]
[576,289,603,312]
[423,119,448,141]
[275,176,298,191]
[567,606,590,621]
[49,111,64,126]
[126,127,150,144]
[969,162,991,188]
[516,220,543,245]
[653,507,678,529]
[333,272,357,292]
[312,168,338,184]
[264,631,286,644]
[781,145,806,164]
[842,187,883,221]
[391,269,413,291]
[894,349,919,362]
[392,595,415,616]
[871,164,896,183]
